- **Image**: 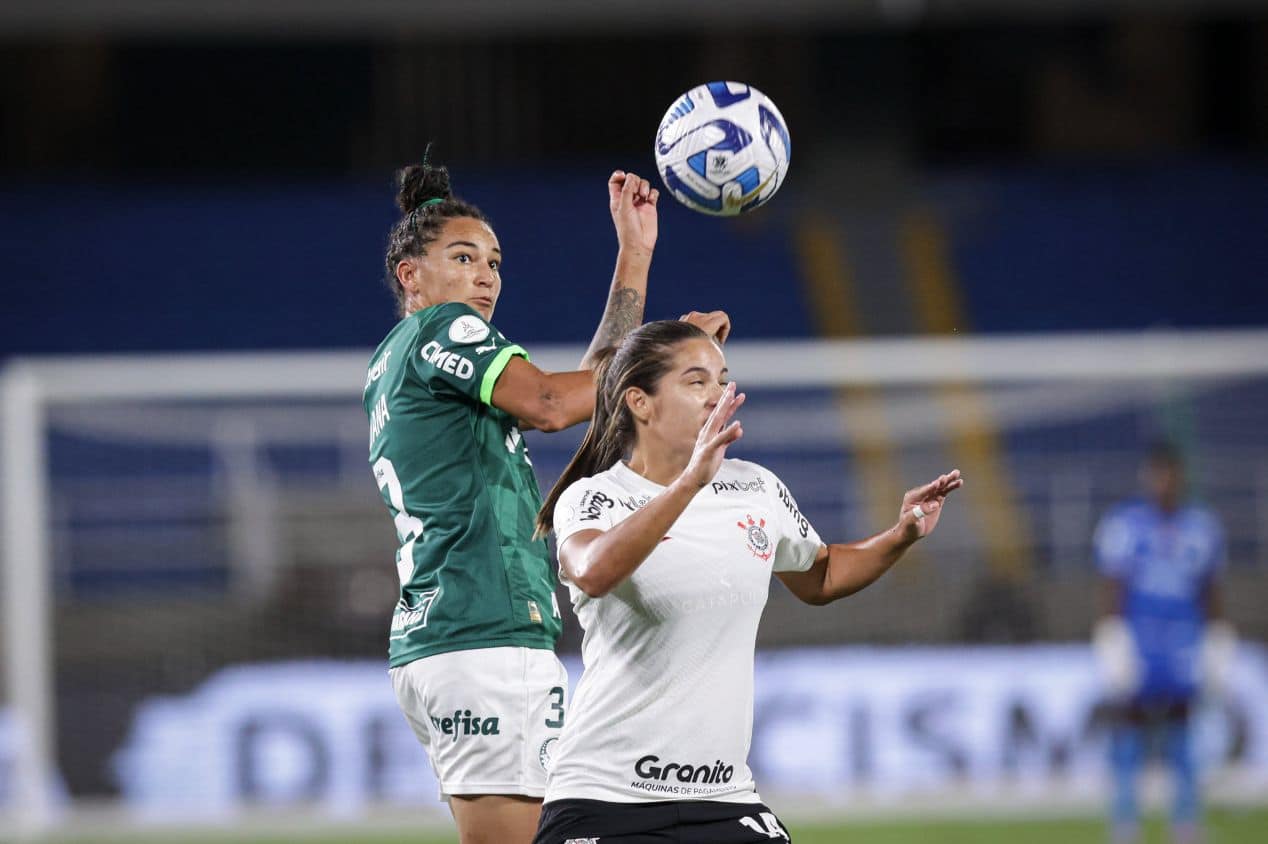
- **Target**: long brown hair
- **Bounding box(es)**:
[535,320,710,537]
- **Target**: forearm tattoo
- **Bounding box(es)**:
[583,286,644,366]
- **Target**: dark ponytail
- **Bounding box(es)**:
[383,146,490,316]
[535,320,710,537]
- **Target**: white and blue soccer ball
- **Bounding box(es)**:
[654,81,791,216]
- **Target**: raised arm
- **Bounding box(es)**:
[559,383,745,597]
[579,171,659,369]
[487,172,657,432]
[496,173,736,432]
[777,471,963,605]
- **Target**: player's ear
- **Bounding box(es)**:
[624,387,652,424]
[395,257,420,295]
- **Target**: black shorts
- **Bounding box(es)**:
[533,797,792,843]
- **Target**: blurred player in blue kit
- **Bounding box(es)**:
[1092,443,1237,844]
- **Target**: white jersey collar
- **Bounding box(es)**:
[610,459,668,493]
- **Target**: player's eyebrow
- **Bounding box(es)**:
[445,240,502,254]
[681,366,728,377]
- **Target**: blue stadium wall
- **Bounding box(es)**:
[1,162,1264,358]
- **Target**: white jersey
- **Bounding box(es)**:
[546,458,822,804]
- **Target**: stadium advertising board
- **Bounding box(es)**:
[5,646,1265,816]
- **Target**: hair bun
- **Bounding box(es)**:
[395,157,453,213]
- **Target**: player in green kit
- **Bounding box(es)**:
[364,151,729,844]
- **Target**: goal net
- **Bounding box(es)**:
[4,330,1267,836]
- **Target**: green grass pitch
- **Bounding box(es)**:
[27,807,1268,844]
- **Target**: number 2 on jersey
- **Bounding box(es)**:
[373,456,425,586]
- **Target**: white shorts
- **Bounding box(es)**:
[390,646,569,799]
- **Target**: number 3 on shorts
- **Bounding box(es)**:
[545,686,565,728]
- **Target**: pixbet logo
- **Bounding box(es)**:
[711,477,766,495]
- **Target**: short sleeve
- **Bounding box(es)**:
[762,468,823,573]
[1093,511,1134,578]
[412,303,527,405]
[553,479,618,545]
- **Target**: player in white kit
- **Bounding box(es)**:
[530,320,964,843]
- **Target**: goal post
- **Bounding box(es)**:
[2,366,52,837]
[4,328,1268,836]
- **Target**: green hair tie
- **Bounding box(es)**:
[409,196,446,232]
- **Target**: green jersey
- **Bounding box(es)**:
[363,302,562,667]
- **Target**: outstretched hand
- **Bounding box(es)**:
[682,382,746,489]
[609,170,659,257]
[898,470,963,541]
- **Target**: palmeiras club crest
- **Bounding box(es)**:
[539,737,558,772]
[738,514,773,561]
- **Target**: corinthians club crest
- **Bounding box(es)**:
[738,514,773,561]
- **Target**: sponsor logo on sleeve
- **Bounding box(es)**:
[448,315,490,344]
[776,482,810,539]
[710,476,766,495]
[420,340,475,380]
[617,493,652,512]
[578,489,615,522]
[738,514,773,561]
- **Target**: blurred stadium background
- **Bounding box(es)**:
[2,1,1267,842]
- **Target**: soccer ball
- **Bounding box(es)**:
[654,81,791,216]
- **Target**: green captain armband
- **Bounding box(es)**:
[480,345,529,406]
